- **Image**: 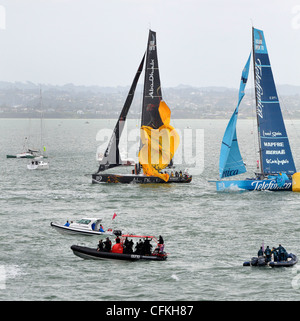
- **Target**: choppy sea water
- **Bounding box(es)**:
[1,118,300,301]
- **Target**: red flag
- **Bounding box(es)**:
[112,213,117,220]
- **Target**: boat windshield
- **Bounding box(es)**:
[76,219,91,225]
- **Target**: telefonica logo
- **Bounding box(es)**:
[251,180,291,190]
[255,58,264,119]
[222,169,239,177]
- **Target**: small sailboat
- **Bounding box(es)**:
[6,149,38,159]
[27,89,49,170]
[92,30,192,184]
[6,138,41,159]
[215,27,299,191]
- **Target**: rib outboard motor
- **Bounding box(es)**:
[113,230,122,236]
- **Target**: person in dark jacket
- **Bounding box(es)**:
[143,238,152,255]
[272,247,278,262]
[276,244,287,261]
[258,246,263,257]
[158,235,164,245]
[264,246,272,262]
[104,237,112,252]
[135,239,143,254]
[97,239,104,251]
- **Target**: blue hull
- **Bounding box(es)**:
[216,179,292,192]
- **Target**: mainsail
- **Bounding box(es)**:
[138,30,179,182]
[97,54,145,172]
[253,27,296,175]
[219,53,251,178]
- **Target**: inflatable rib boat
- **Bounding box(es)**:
[71,234,167,261]
[243,253,298,267]
[71,245,167,261]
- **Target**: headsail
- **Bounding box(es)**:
[219,53,251,179]
[97,54,145,172]
[252,28,296,175]
[138,30,179,182]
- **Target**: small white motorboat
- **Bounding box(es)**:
[27,157,49,170]
[50,218,122,237]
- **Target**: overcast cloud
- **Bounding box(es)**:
[0,0,299,88]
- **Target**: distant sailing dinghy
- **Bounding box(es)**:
[92,30,192,184]
[215,27,299,192]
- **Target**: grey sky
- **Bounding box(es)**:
[0,0,299,88]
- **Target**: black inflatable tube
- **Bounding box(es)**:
[71,245,167,261]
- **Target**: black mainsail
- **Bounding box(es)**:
[97,54,145,172]
[141,30,164,129]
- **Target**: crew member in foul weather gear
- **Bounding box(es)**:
[159,235,164,245]
[276,244,287,261]
[272,247,278,262]
[258,247,263,257]
[264,246,272,262]
[143,238,152,255]
[99,224,104,232]
[104,237,112,252]
[111,237,123,253]
[97,240,104,251]
[123,238,133,254]
[135,239,143,254]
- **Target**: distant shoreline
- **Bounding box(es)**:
[1,116,300,120]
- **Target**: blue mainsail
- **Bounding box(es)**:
[219,53,251,178]
[253,28,296,175]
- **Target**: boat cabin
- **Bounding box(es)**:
[71,218,104,231]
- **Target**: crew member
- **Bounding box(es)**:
[97,239,104,251]
[264,246,272,262]
[143,237,152,255]
[276,244,287,262]
[257,246,263,257]
[111,237,123,254]
[135,239,143,254]
[272,247,278,262]
[104,237,112,252]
